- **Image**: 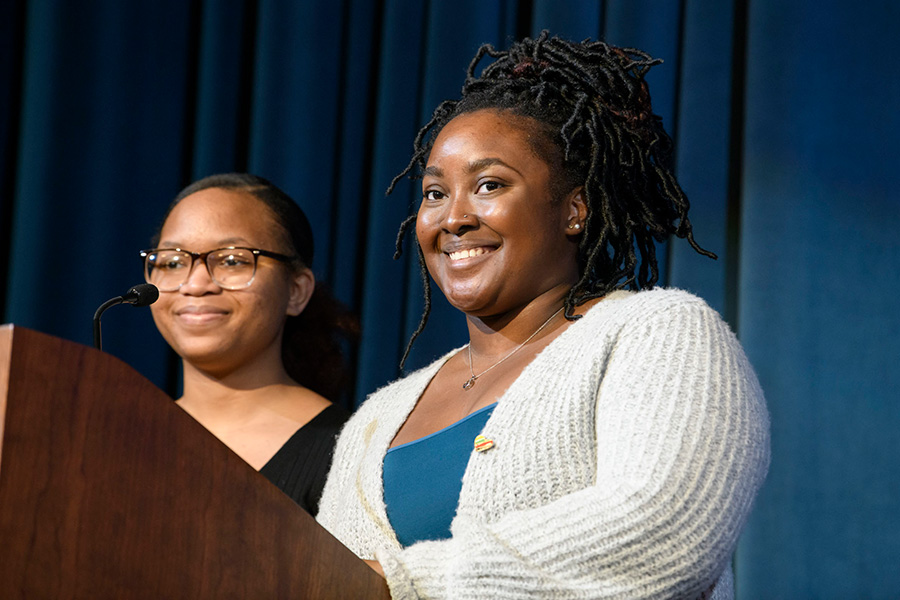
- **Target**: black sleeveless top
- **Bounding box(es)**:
[259,403,350,514]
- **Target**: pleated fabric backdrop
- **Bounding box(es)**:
[1,1,898,597]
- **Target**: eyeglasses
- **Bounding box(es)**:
[140,247,296,292]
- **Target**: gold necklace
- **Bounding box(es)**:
[463,306,565,390]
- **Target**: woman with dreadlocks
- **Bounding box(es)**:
[318,32,769,599]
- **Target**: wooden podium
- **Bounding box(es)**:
[0,325,390,599]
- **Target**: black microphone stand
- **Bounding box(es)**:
[92,296,125,351]
[92,284,159,351]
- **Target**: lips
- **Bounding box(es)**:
[175,305,228,315]
[443,243,499,263]
[174,305,229,325]
[448,247,494,261]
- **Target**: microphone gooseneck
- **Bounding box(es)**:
[92,283,159,351]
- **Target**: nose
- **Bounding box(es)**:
[179,259,221,295]
[442,194,477,234]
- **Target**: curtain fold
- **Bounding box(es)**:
[735,1,900,597]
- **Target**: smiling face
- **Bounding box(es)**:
[415,109,586,318]
[149,187,313,377]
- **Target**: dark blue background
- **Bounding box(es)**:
[2,1,898,597]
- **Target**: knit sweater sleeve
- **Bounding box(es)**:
[377,298,771,599]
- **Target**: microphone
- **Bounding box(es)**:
[122,283,160,307]
[93,283,159,350]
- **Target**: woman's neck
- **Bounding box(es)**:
[176,360,331,471]
[465,284,572,359]
[178,355,298,415]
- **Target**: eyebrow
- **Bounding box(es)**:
[468,157,521,176]
[158,236,250,248]
[422,157,522,178]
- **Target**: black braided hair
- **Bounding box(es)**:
[154,173,359,401]
[390,31,715,368]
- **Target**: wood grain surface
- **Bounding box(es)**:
[0,325,390,600]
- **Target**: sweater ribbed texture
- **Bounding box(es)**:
[317,289,770,599]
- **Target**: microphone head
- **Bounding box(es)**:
[122,283,159,307]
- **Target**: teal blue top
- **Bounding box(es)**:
[382,403,497,547]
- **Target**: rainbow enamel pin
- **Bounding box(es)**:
[474,434,495,453]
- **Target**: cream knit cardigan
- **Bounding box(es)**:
[318,289,770,599]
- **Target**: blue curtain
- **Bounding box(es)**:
[2,1,898,596]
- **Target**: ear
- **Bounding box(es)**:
[286,267,316,317]
[564,186,588,236]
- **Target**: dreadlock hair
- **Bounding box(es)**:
[154,173,359,401]
[389,31,715,369]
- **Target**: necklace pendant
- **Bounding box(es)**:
[461,305,563,392]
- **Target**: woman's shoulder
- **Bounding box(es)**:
[564,288,733,353]
[582,287,722,326]
[593,286,712,310]
[308,401,351,429]
[341,348,463,425]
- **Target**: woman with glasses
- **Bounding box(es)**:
[143,173,356,514]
